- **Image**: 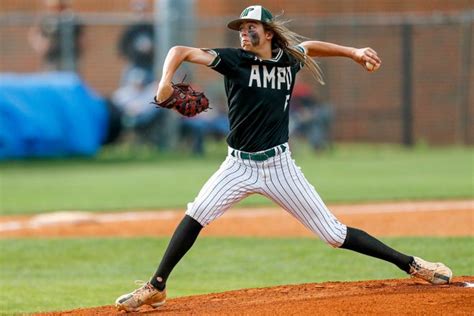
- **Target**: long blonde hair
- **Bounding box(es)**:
[265,17,325,85]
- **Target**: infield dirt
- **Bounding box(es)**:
[35,277,474,315]
[2,200,472,315]
[1,200,472,238]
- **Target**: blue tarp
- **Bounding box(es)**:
[0,72,108,159]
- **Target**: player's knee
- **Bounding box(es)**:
[185,203,208,226]
[321,225,347,248]
[185,212,208,227]
[324,237,345,248]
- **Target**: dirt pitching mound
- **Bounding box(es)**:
[37,277,474,315]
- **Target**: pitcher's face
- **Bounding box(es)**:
[239,22,273,51]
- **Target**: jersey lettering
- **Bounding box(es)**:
[277,67,286,90]
[284,94,290,111]
[248,65,293,90]
[263,66,275,89]
[286,68,292,90]
[249,65,262,87]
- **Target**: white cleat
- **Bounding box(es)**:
[115,281,166,312]
[409,256,452,285]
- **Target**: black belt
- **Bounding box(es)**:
[231,145,287,161]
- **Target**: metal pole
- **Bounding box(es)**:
[59,10,76,71]
[154,0,169,76]
[459,19,472,144]
[401,23,414,146]
[153,0,195,151]
[154,0,195,77]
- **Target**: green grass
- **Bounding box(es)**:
[0,236,472,314]
[0,142,472,215]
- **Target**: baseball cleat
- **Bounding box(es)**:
[409,256,452,285]
[115,281,166,312]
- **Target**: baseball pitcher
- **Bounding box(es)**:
[116,5,452,312]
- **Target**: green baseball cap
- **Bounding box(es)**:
[227,5,274,31]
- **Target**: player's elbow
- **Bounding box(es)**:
[169,45,186,53]
[169,45,193,60]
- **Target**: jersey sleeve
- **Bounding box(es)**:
[201,48,240,76]
[292,44,307,71]
[294,44,307,55]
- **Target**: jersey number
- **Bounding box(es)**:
[284,94,290,111]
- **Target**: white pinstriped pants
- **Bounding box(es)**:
[185,143,348,247]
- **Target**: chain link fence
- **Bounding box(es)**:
[1,10,472,145]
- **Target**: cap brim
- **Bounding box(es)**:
[227,18,265,31]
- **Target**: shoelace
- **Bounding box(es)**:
[409,260,437,279]
[131,280,154,294]
[134,280,147,286]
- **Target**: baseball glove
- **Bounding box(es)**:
[151,82,210,117]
